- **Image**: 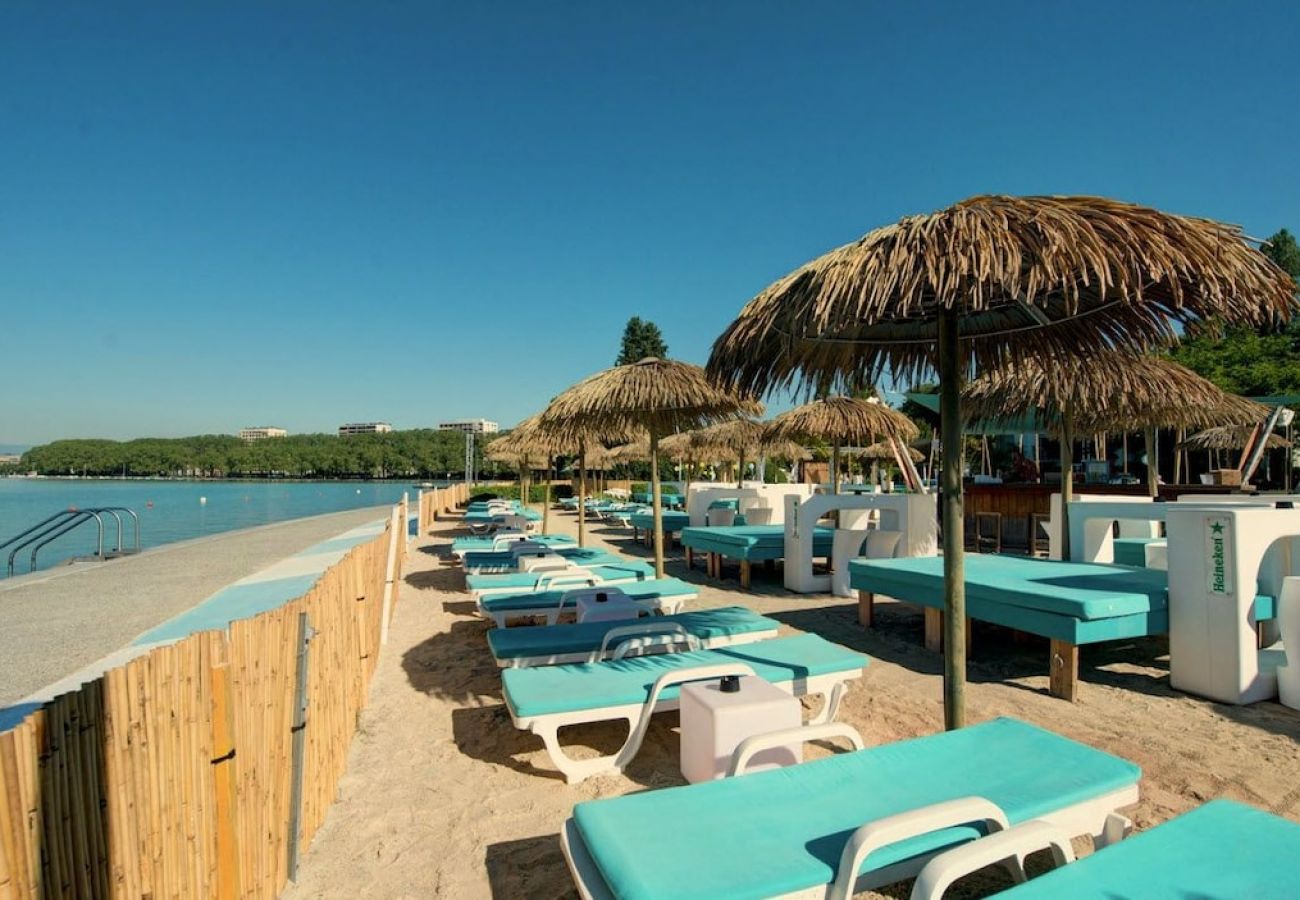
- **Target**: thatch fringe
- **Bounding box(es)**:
[762,396,919,445]
[708,195,1298,394]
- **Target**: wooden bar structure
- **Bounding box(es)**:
[0,505,408,899]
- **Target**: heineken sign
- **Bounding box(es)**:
[1205,515,1233,596]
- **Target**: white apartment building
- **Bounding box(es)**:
[239,426,288,441]
[438,419,499,434]
[338,422,394,436]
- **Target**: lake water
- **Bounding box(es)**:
[0,479,440,577]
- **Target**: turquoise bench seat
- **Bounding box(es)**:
[486,605,778,665]
[464,508,541,522]
[1112,536,1161,567]
[1001,800,1300,898]
[680,525,834,562]
[568,717,1139,899]
[628,510,689,532]
[450,534,575,554]
[468,561,654,594]
[503,633,864,720]
[849,554,1169,645]
[481,577,697,615]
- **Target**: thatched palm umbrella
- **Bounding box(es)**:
[488,415,571,536]
[762,396,918,492]
[689,419,811,487]
[965,353,1266,551]
[538,357,759,577]
[708,195,1295,728]
[1179,425,1291,452]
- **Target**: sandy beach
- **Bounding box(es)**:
[285,505,1300,898]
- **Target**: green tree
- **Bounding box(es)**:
[1171,227,1300,397]
[615,316,668,365]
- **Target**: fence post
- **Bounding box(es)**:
[286,612,314,883]
[379,507,400,646]
[209,657,241,900]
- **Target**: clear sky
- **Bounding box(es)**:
[2,2,1297,446]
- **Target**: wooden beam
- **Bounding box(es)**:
[1049,639,1079,702]
[857,590,874,628]
[924,608,943,653]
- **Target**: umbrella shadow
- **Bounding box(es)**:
[484,833,576,899]
[405,567,467,593]
[402,618,502,704]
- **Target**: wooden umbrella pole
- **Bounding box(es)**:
[1060,408,1075,561]
[543,455,552,535]
[1173,429,1184,484]
[737,450,745,489]
[831,443,840,494]
[650,431,665,579]
[938,309,966,730]
[1145,426,1159,498]
[578,445,586,548]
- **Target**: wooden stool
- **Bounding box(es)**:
[974,512,1002,553]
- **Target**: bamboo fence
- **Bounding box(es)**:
[0,494,432,899]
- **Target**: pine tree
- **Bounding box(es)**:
[615,317,669,365]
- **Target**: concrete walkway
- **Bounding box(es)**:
[0,506,392,709]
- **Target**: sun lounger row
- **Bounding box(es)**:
[562,713,1300,899]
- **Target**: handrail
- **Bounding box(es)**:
[29,511,105,573]
[3,506,142,577]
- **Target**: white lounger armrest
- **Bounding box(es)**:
[829,797,1013,900]
[597,623,701,661]
[908,819,1076,900]
[726,722,865,777]
[534,569,597,592]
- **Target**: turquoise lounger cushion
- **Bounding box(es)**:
[573,717,1139,900]
[481,578,697,613]
[467,562,653,592]
[503,634,865,719]
[1002,799,1300,898]
[850,555,1167,621]
[680,525,835,561]
[451,534,575,552]
[1111,537,1160,567]
[486,606,777,660]
[461,547,619,570]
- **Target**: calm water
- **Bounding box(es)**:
[0,479,439,576]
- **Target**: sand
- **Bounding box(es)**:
[284,505,1300,899]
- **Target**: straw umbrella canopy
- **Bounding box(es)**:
[762,396,918,493]
[689,418,811,487]
[488,414,573,536]
[859,441,925,463]
[1179,426,1291,451]
[708,194,1296,729]
[965,353,1267,517]
[538,357,759,577]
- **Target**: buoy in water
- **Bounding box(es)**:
[199,496,207,505]
[356,489,361,494]
[146,500,154,509]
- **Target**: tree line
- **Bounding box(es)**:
[6,430,489,479]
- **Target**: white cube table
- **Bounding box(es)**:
[680,675,801,783]
[574,588,641,624]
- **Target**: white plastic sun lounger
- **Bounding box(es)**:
[486,605,780,667]
[449,532,575,560]
[561,717,1141,898]
[468,563,655,599]
[477,580,698,627]
[501,634,867,783]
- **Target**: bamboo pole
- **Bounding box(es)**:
[650,431,665,579]
[1060,408,1075,561]
[938,309,966,730]
[577,446,587,548]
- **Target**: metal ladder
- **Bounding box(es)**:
[1,507,141,577]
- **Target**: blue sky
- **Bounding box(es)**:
[2,2,1297,446]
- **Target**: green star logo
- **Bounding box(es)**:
[1211,522,1225,534]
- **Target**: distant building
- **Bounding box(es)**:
[338,422,394,436]
[438,419,499,435]
[0,454,21,465]
[239,426,287,441]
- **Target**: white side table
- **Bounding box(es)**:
[680,675,801,783]
[573,588,641,624]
